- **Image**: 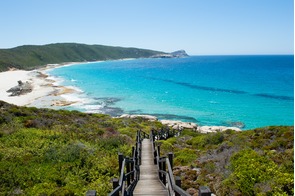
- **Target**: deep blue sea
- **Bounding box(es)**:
[47,55,294,129]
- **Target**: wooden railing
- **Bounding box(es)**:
[86,130,149,196]
[151,127,179,141]
[151,130,190,196]
[108,130,149,196]
[151,129,212,196]
[86,128,212,196]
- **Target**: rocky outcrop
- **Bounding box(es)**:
[119,114,158,121]
[118,114,242,133]
[7,80,33,96]
[160,120,241,132]
[197,126,241,133]
[160,120,198,130]
[170,50,189,58]
[151,50,189,58]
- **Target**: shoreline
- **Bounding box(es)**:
[0,58,137,108]
[0,62,83,108]
[0,61,243,132]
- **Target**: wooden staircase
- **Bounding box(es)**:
[86,129,212,196]
[133,139,168,195]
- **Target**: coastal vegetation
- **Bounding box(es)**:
[158,127,294,195]
[0,43,164,71]
[0,100,293,195]
[0,101,163,195]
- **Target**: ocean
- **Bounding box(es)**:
[47,55,294,130]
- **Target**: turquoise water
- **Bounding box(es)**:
[47,55,294,129]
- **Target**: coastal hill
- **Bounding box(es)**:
[0,43,165,71]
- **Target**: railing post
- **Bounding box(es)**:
[162,158,166,185]
[136,164,140,181]
[137,130,141,141]
[153,149,157,164]
[175,176,181,196]
[158,158,162,180]
[131,158,134,181]
[134,145,138,166]
[126,157,131,186]
[132,146,135,157]
[168,152,173,169]
[118,153,124,173]
[112,178,119,196]
[139,141,142,165]
[155,145,160,165]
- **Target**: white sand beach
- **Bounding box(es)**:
[0,70,52,106]
[0,59,140,107]
[0,68,80,107]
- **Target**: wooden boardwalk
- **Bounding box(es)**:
[133,139,168,196]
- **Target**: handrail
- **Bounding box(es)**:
[151,128,211,196]
[107,130,149,196]
[109,159,126,196]
[153,139,190,196]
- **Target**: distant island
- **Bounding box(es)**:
[0,43,188,72]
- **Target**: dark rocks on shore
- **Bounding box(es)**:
[7,80,33,96]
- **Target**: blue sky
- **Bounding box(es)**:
[0,0,293,55]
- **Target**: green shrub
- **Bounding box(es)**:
[186,135,207,148]
[224,149,294,195]
[205,132,224,145]
[181,129,200,137]
[174,148,197,165]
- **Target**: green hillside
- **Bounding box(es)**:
[0,43,164,71]
[0,101,163,195]
[0,101,293,195]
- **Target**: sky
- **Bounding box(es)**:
[0,0,293,55]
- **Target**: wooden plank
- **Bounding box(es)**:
[133,139,168,196]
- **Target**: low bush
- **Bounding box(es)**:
[174,148,197,165]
